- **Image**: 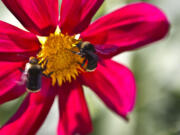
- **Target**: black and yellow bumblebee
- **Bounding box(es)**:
[20,57,50,92]
[72,41,98,72]
[21,57,43,92]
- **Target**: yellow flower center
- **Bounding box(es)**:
[37,29,84,86]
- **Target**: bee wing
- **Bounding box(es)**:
[16,72,27,85]
[93,45,117,66]
[95,45,118,55]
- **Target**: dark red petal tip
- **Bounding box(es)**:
[58,80,92,135]
[81,2,170,58]
[81,59,136,118]
[2,0,59,36]
[60,0,104,35]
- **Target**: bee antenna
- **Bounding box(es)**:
[76,42,82,49]
[64,48,81,55]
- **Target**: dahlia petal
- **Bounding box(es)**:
[60,0,104,35]
[0,62,26,104]
[58,80,92,135]
[0,77,56,135]
[81,2,170,58]
[2,0,59,36]
[0,21,39,62]
[80,59,136,118]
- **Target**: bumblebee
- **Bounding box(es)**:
[74,41,98,72]
[20,57,50,92]
[21,57,43,92]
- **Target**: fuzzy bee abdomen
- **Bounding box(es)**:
[26,67,42,92]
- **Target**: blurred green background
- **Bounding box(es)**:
[0,0,180,135]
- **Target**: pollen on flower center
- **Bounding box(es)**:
[37,32,84,86]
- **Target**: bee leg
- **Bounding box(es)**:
[42,73,49,78]
[81,58,87,67]
[47,72,53,77]
[18,68,24,73]
[42,60,48,71]
[39,58,47,67]
[43,72,53,78]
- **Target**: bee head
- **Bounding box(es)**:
[29,57,38,64]
[76,41,92,49]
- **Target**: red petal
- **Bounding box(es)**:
[0,21,39,62]
[59,0,104,35]
[81,2,169,58]
[80,60,136,119]
[2,0,59,36]
[0,77,56,135]
[0,62,26,104]
[58,80,92,135]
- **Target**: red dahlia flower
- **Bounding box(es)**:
[0,0,169,135]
